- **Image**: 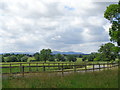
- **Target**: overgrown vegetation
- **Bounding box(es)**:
[2,68,118,88]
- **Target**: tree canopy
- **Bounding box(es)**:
[67,55,77,62]
[34,52,40,61]
[40,49,52,63]
[98,43,119,61]
[55,54,66,62]
[104,3,120,46]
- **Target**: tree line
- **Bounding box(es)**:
[1,49,78,62]
[82,43,120,62]
[1,42,119,63]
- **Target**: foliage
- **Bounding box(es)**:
[87,53,96,61]
[3,53,11,57]
[34,52,41,61]
[5,55,18,62]
[109,21,120,46]
[2,54,4,62]
[98,43,119,61]
[21,56,28,62]
[16,54,25,62]
[104,4,119,21]
[104,3,120,46]
[82,55,88,61]
[48,55,55,62]
[40,49,52,63]
[94,53,103,61]
[55,54,66,62]
[66,55,77,62]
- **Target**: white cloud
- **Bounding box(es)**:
[0,0,116,53]
[103,22,112,32]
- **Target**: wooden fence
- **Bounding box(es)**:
[0,62,119,76]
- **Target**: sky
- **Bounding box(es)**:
[0,0,118,54]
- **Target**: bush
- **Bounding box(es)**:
[5,56,18,62]
[21,56,28,62]
[67,55,77,62]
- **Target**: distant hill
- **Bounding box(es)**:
[52,51,84,55]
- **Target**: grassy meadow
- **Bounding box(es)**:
[2,67,118,88]
[1,57,111,74]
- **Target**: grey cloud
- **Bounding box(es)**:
[0,0,117,53]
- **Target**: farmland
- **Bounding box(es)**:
[1,57,114,74]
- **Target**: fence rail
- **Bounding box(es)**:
[1,62,119,76]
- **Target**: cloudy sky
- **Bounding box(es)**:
[0,0,118,54]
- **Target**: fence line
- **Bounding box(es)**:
[1,62,119,76]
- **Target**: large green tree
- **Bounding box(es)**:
[5,55,18,62]
[1,55,4,62]
[55,54,66,62]
[104,3,120,46]
[34,52,40,61]
[67,55,77,62]
[16,54,25,62]
[40,49,52,63]
[98,43,119,61]
[21,56,28,62]
[48,55,55,62]
[94,53,104,61]
[87,53,98,61]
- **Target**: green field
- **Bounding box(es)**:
[1,62,94,74]
[2,67,118,88]
[0,58,111,74]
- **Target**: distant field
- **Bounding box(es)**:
[2,67,118,88]
[1,57,109,64]
[76,58,82,62]
[1,57,112,74]
[1,62,93,74]
[27,57,36,62]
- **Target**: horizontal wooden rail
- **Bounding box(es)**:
[1,62,119,76]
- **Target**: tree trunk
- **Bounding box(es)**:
[117,40,120,46]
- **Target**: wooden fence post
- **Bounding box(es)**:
[93,64,94,72]
[111,63,112,68]
[114,63,116,67]
[20,63,22,73]
[62,63,64,75]
[107,62,109,69]
[103,64,105,70]
[99,64,100,71]
[43,63,45,72]
[9,64,12,74]
[74,65,76,72]
[70,63,72,69]
[58,63,60,70]
[22,66,24,77]
[29,63,31,72]
[113,63,114,67]
[36,63,38,71]
[85,64,87,72]
[110,62,111,69]
[48,63,50,71]
[109,62,110,69]
[20,65,22,73]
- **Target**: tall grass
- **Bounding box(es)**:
[2,68,118,88]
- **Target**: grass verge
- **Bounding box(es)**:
[2,67,118,88]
